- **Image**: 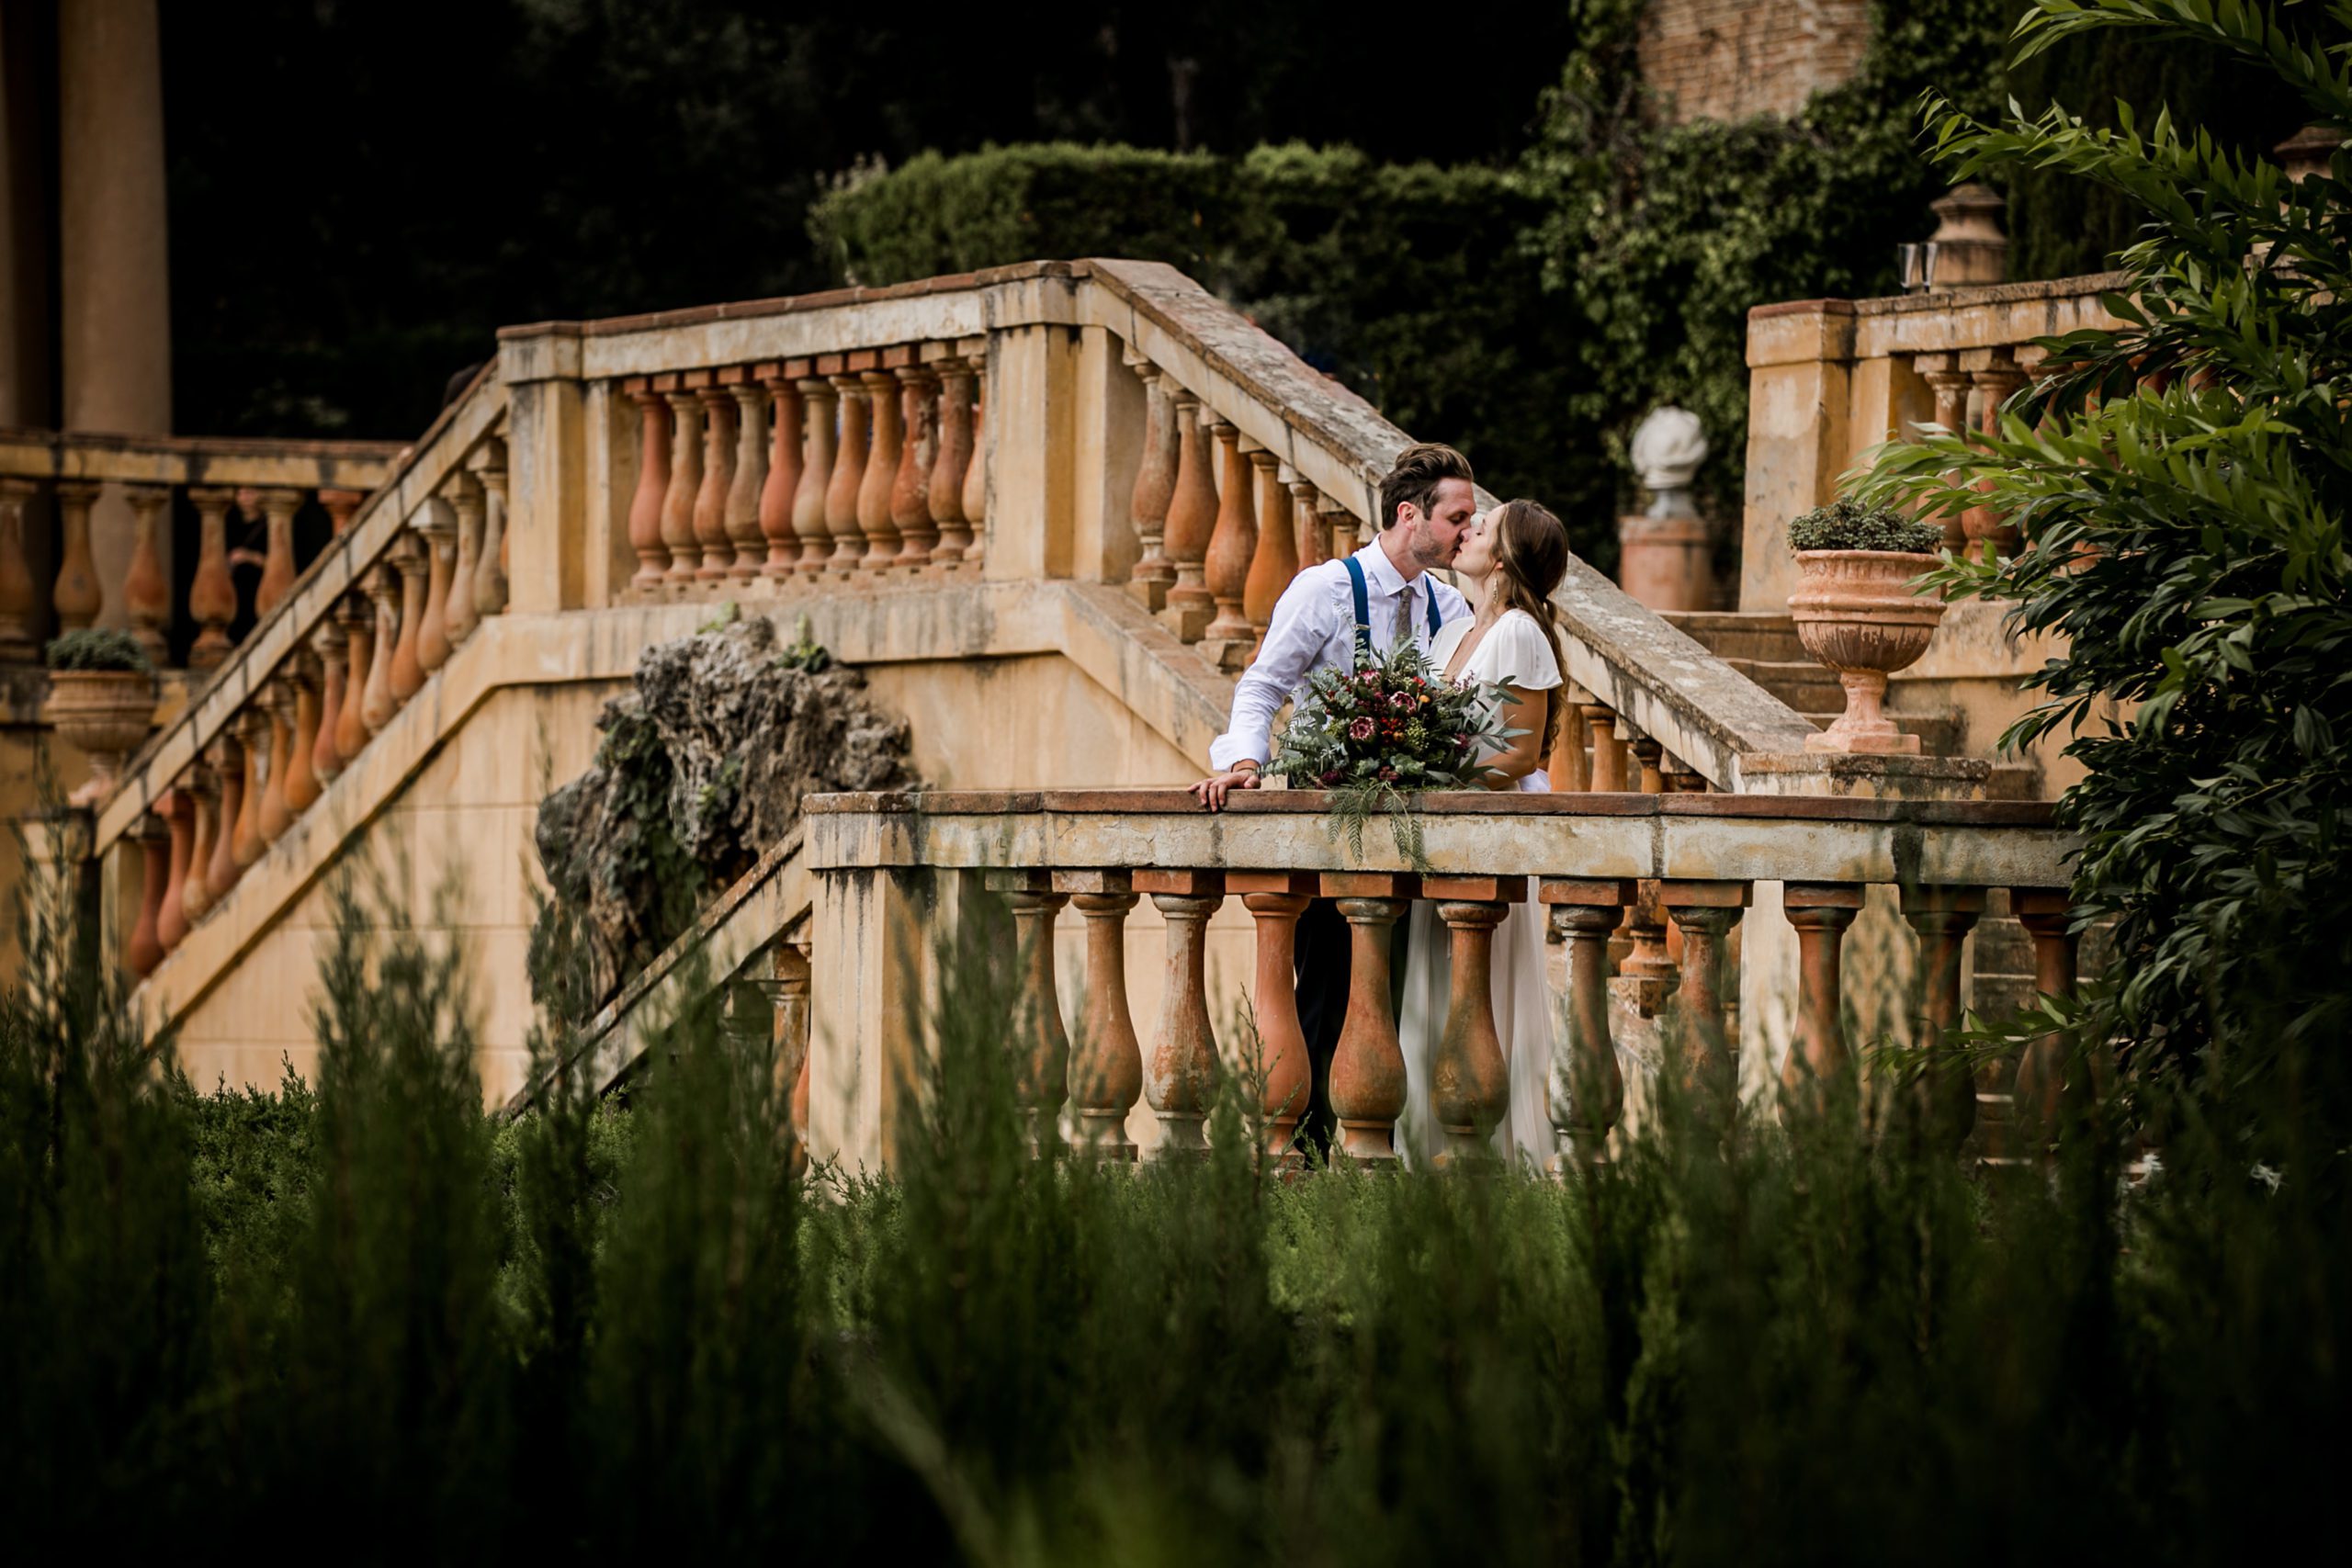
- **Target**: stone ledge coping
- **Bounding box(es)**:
[1747,271,2134,322]
[0,427,405,487]
[803,787,2056,827]
[804,791,2076,887]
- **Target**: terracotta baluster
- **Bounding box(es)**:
[825,368,871,575]
[757,366,805,578]
[413,502,456,674]
[1199,422,1259,660]
[625,380,673,590]
[961,387,987,570]
[1323,505,1358,564]
[2008,888,2082,1146]
[444,473,483,649]
[1632,736,1666,795]
[1781,884,1864,1110]
[724,368,771,582]
[1136,869,1224,1156]
[283,656,322,816]
[364,569,403,729]
[51,479,103,631]
[319,488,365,536]
[388,538,428,704]
[693,377,737,581]
[253,489,301,619]
[1057,871,1144,1157]
[891,363,938,569]
[1923,365,1973,553]
[857,364,904,570]
[1241,449,1295,659]
[792,374,837,579]
[181,763,217,926]
[207,739,245,899]
[156,788,194,954]
[0,478,39,660]
[1583,704,1625,790]
[1229,872,1317,1159]
[1167,406,1227,645]
[1901,885,1984,1154]
[185,486,239,667]
[1286,477,1328,575]
[126,815,169,978]
[1543,879,1636,1167]
[335,597,374,762]
[1426,877,1520,1160]
[1660,881,1749,1112]
[660,378,704,584]
[257,682,298,844]
[928,356,976,566]
[1963,358,2027,556]
[232,707,268,868]
[1325,873,1413,1161]
[472,439,509,620]
[309,626,345,785]
[121,484,172,665]
[990,872,1070,1146]
[1547,682,1592,791]
[1126,357,1178,608]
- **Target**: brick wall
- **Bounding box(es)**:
[1637,0,1873,124]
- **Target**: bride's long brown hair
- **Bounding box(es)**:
[1481,498,1571,754]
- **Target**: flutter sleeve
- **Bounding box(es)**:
[1484,611,1564,692]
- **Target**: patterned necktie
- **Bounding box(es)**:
[1391,581,1415,651]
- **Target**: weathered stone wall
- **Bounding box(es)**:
[1638,0,1873,124]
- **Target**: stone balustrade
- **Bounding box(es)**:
[0,428,400,670]
[802,789,2077,1171]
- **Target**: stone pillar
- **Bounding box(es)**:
[756,363,804,577]
[1780,883,1863,1109]
[61,0,172,629]
[659,378,704,584]
[1137,869,1223,1157]
[1739,299,1855,612]
[1228,871,1317,1159]
[857,363,903,570]
[825,366,870,575]
[1324,872,1412,1163]
[1543,878,1636,1168]
[1901,884,1984,1154]
[1198,421,1258,663]
[890,362,937,569]
[1125,355,1177,608]
[1057,870,1143,1157]
[722,368,768,581]
[1159,393,1216,642]
[1426,875,1519,1160]
[792,373,837,578]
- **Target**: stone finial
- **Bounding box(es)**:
[1630,405,1707,511]
[1915,183,2007,290]
[2277,124,2342,186]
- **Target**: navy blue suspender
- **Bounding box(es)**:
[1341,555,1441,660]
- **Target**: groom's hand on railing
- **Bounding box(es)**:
[1191,764,1261,811]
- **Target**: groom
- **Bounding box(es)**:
[1190,442,1477,1156]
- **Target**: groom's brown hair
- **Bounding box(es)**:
[1378,443,1475,532]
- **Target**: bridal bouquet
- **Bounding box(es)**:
[1270,637,1520,869]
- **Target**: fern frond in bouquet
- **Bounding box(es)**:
[1269,637,1520,871]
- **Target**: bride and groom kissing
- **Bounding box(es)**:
[1190,442,1573,1167]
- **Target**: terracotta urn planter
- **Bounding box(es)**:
[1789,550,1945,755]
[44,669,159,806]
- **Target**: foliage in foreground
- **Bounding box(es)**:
[1861,0,2352,1129]
[4,858,2346,1564]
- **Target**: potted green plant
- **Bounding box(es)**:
[43,628,158,806]
[1786,498,1946,755]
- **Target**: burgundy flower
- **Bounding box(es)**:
[1387,691,1414,710]
[1348,716,1377,741]
[1378,766,1397,783]
[1321,769,1340,786]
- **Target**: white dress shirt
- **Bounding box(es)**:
[1207,538,1472,771]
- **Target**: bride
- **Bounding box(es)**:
[1396,499,1572,1167]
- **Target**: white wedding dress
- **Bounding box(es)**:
[1396,607,1562,1168]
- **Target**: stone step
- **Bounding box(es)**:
[1725,657,1845,713]
[1663,610,1806,665]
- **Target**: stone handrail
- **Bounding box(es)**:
[802,788,2080,1171]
